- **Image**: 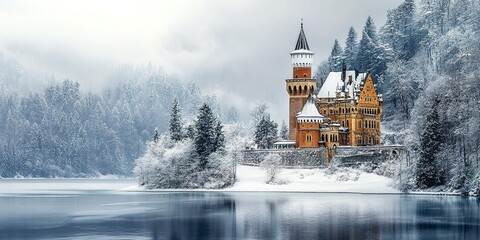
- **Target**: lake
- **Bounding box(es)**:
[0,179,479,239]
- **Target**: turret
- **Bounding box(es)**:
[285,20,317,141]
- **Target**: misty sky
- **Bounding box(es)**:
[0,0,403,123]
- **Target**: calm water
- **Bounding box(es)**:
[0,179,479,240]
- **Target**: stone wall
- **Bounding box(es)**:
[240,148,325,167]
[333,145,407,166]
[239,145,407,168]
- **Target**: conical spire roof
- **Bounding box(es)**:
[294,21,310,51]
[297,93,323,123]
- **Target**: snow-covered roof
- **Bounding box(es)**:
[317,71,367,99]
[297,95,324,123]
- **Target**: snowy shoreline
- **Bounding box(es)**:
[123,165,473,197]
[124,164,400,194]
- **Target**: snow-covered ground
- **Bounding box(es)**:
[125,165,399,194]
[225,165,399,193]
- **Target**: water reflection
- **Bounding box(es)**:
[0,187,479,239]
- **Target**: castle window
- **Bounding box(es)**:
[306,134,312,142]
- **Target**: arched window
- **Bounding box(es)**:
[306,134,312,142]
[346,120,349,128]
[321,134,325,142]
[358,120,362,128]
[330,135,333,142]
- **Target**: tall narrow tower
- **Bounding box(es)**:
[286,21,317,140]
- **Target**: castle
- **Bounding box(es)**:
[284,22,382,153]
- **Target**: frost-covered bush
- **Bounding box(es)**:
[260,153,282,184]
[133,134,235,189]
[373,160,396,178]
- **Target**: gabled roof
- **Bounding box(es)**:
[317,71,367,99]
[295,22,310,51]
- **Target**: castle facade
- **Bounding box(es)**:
[285,22,382,151]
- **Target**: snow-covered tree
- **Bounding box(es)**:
[343,27,358,69]
[327,39,344,71]
[195,103,218,169]
[254,115,278,149]
[260,153,282,184]
[416,97,442,189]
[169,98,183,142]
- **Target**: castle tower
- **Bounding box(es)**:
[286,20,317,140]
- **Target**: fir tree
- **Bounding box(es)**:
[416,97,442,189]
[214,121,225,152]
[195,103,217,169]
[186,124,195,140]
[169,98,183,142]
[328,39,344,71]
[343,27,358,69]
[153,128,159,143]
[357,17,379,73]
[254,115,278,149]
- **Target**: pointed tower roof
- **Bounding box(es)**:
[297,93,323,123]
[295,20,310,51]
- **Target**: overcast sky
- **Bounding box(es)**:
[0,0,403,123]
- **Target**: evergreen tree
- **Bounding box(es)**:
[343,27,358,69]
[357,17,379,73]
[380,0,417,61]
[214,121,225,152]
[186,124,195,140]
[416,97,442,189]
[328,39,344,71]
[195,103,217,169]
[169,98,183,142]
[254,115,278,149]
[153,128,159,143]
[280,121,288,140]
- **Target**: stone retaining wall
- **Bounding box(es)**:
[240,145,407,167]
[240,148,325,167]
[333,145,408,166]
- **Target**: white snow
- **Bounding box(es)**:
[225,165,399,193]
